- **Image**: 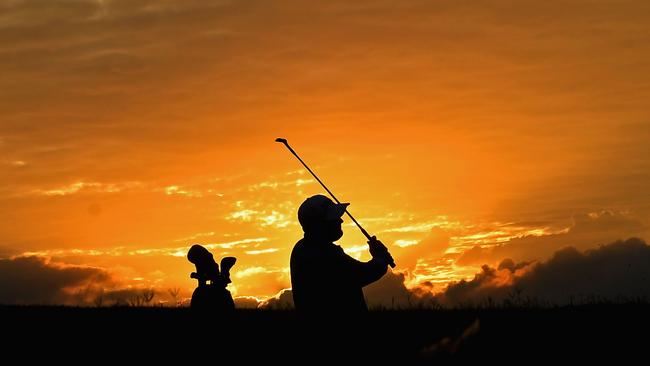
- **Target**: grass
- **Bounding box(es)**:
[2,304,648,364]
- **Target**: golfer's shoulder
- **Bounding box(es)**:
[291,238,318,261]
[291,238,306,257]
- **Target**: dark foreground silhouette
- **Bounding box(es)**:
[3,304,648,364]
[187,244,236,310]
[291,194,392,311]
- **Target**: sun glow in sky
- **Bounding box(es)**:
[1,0,650,305]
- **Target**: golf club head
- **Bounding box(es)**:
[220,257,236,273]
[220,257,236,285]
[275,138,288,144]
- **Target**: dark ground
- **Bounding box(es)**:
[1,304,648,364]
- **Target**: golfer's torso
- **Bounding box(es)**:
[290,239,367,311]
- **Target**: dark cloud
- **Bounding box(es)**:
[497,258,531,272]
[457,245,489,266]
[241,236,650,309]
[0,255,167,306]
[0,256,111,305]
[457,211,648,265]
[439,237,650,306]
[437,264,516,307]
[364,270,434,309]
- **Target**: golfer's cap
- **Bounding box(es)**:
[298,194,349,228]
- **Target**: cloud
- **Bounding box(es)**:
[231,268,289,299]
[2,0,650,302]
[230,237,650,309]
[234,266,276,279]
[233,296,262,309]
[161,185,203,198]
[244,248,279,255]
[383,222,440,233]
[364,270,435,309]
[30,181,144,196]
[247,178,315,191]
[438,237,650,307]
[225,198,295,229]
[0,256,112,305]
[259,288,294,309]
[19,237,269,258]
[397,227,451,271]
[457,211,648,265]
[435,265,522,307]
[0,256,175,306]
[233,290,297,310]
[255,271,436,310]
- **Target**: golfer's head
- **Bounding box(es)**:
[298,194,348,241]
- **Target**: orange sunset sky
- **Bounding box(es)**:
[1,0,649,306]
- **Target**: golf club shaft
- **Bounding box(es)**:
[282,143,370,238]
[276,138,395,267]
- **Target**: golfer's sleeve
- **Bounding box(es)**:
[338,248,388,287]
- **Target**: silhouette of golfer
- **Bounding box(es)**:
[290,194,391,311]
[187,244,236,310]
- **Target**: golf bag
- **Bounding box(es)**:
[187,244,236,311]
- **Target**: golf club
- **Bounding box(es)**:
[275,137,395,268]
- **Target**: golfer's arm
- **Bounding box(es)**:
[342,254,388,287]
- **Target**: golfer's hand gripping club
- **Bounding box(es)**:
[368,235,395,267]
[275,138,396,268]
